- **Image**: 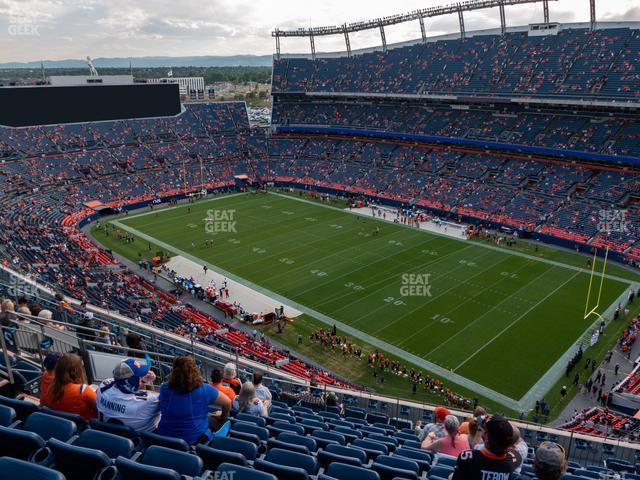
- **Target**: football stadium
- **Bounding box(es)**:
[1,0,640,478]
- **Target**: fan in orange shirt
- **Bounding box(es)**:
[210,368,236,401]
[39,352,62,407]
[44,353,97,420]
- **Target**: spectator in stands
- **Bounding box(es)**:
[210,368,236,401]
[422,414,469,456]
[451,415,516,480]
[534,442,567,480]
[222,362,242,395]
[156,356,231,444]
[44,353,98,420]
[39,352,62,407]
[232,381,268,417]
[38,309,65,331]
[416,406,450,441]
[126,332,145,358]
[459,406,486,434]
[97,357,160,432]
[0,299,16,351]
[252,370,272,408]
[509,426,529,474]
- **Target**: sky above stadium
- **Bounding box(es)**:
[1,0,640,62]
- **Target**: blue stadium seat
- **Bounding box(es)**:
[317,450,364,469]
[292,406,315,415]
[372,454,420,480]
[574,469,602,479]
[254,459,310,480]
[368,433,398,451]
[88,419,139,442]
[352,438,389,460]
[333,425,362,442]
[435,453,457,468]
[0,395,39,421]
[394,447,432,473]
[0,424,46,459]
[232,421,269,442]
[47,437,112,480]
[41,407,87,432]
[372,422,396,434]
[269,420,305,436]
[0,456,65,480]
[216,462,277,480]
[0,404,17,427]
[430,465,455,478]
[24,412,77,442]
[209,436,258,461]
[367,413,389,425]
[236,412,267,427]
[345,407,367,419]
[325,443,368,464]
[346,416,368,426]
[141,445,203,478]
[73,428,135,459]
[312,429,346,446]
[300,418,328,433]
[266,437,310,455]
[264,447,319,474]
[197,443,248,470]
[115,456,181,480]
[278,432,318,452]
[268,412,296,424]
[318,411,341,421]
[361,426,389,437]
[140,430,190,451]
[326,462,381,480]
[328,419,356,430]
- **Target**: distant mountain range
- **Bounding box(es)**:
[0,55,273,69]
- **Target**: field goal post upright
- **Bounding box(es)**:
[583,246,610,321]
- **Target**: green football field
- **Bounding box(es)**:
[107,192,634,404]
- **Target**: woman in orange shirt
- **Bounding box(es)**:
[45,353,98,420]
[39,352,62,407]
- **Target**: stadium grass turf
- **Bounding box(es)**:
[93,191,638,405]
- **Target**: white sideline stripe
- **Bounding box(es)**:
[454,271,582,371]
[269,192,636,286]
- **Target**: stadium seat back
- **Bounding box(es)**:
[231,421,269,441]
[373,454,420,479]
[196,443,248,470]
[74,428,135,459]
[0,456,66,480]
[0,424,45,459]
[89,419,139,441]
[325,443,368,464]
[430,465,455,478]
[271,420,305,435]
[317,450,363,469]
[115,455,181,480]
[216,462,277,480]
[142,445,203,477]
[0,404,17,427]
[47,437,111,480]
[235,412,267,427]
[41,407,87,432]
[254,459,310,480]
[0,395,39,421]
[278,432,318,452]
[326,462,381,480]
[140,430,190,451]
[313,429,346,446]
[210,435,258,461]
[24,412,77,442]
[265,447,319,474]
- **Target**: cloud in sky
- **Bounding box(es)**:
[0,0,638,62]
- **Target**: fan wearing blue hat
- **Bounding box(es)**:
[97,356,160,432]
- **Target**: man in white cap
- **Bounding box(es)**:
[97,356,160,432]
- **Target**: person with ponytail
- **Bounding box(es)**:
[422,414,469,457]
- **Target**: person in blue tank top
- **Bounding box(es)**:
[156,356,231,444]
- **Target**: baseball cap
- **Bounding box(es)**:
[113,357,151,380]
[434,406,450,422]
[485,415,514,450]
[535,442,566,474]
[43,352,63,371]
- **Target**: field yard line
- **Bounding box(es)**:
[316,243,479,316]
[400,258,538,350]
[110,219,523,411]
[268,192,634,286]
[454,271,582,372]
[363,249,501,332]
[422,261,551,357]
